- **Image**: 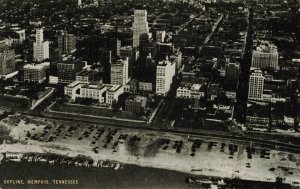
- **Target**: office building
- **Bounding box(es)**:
[58,31,76,56]
[23,62,50,83]
[124,79,138,93]
[251,41,279,70]
[176,84,205,99]
[120,46,135,77]
[99,48,112,83]
[0,47,15,75]
[248,69,265,100]
[156,58,176,96]
[11,27,26,43]
[169,51,182,73]
[132,10,149,48]
[76,70,97,83]
[33,28,49,62]
[110,58,129,86]
[139,81,153,92]
[106,85,124,105]
[64,81,85,101]
[80,83,107,103]
[65,81,124,105]
[125,95,147,114]
[157,42,174,57]
[225,62,240,90]
[57,58,85,83]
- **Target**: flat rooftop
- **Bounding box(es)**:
[23,62,50,70]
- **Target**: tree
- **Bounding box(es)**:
[112,100,118,112]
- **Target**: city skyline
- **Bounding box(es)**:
[0,0,299,188]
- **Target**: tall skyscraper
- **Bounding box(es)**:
[132,10,149,48]
[33,28,49,62]
[78,0,82,7]
[156,57,176,96]
[0,46,15,75]
[225,62,240,90]
[120,46,134,77]
[251,41,279,70]
[248,69,264,101]
[58,31,77,56]
[110,58,129,86]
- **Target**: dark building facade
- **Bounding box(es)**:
[57,58,85,83]
[125,95,147,114]
[0,47,15,75]
[225,62,240,90]
[58,32,77,56]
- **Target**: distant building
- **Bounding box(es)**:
[64,81,84,101]
[106,85,124,105]
[225,62,240,90]
[120,46,133,58]
[248,69,264,101]
[11,27,26,43]
[169,51,182,73]
[133,10,149,48]
[246,101,270,128]
[139,81,153,92]
[58,31,76,56]
[110,58,129,86]
[145,53,155,68]
[156,58,176,96]
[49,76,59,84]
[29,21,42,27]
[80,83,107,103]
[156,30,166,43]
[110,38,121,57]
[120,46,135,77]
[207,83,222,101]
[0,39,7,48]
[251,41,279,70]
[125,96,147,113]
[125,79,138,93]
[65,81,124,105]
[176,84,205,99]
[99,48,112,83]
[23,62,50,83]
[57,58,85,83]
[33,28,49,62]
[76,70,97,83]
[157,42,174,56]
[0,47,15,75]
[125,95,147,114]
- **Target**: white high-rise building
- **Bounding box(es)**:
[33,28,49,62]
[78,0,82,7]
[110,57,129,86]
[156,58,176,96]
[251,41,279,70]
[248,69,264,101]
[132,10,149,48]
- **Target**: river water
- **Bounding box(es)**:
[0,162,196,189]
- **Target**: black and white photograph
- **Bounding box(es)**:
[0,0,299,188]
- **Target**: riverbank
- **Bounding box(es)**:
[0,161,194,189]
[1,116,300,188]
